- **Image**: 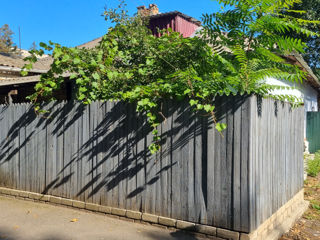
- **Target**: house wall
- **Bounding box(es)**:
[148,14,199,38]
[265,77,319,136]
[174,15,200,38]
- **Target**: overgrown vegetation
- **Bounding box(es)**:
[307,152,320,177]
[23,0,318,153]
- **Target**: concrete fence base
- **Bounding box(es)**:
[0,187,308,240]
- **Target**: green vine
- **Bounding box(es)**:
[22,0,317,153]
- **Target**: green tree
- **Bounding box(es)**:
[0,24,16,54]
[23,0,317,152]
[286,0,320,71]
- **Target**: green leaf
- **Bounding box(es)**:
[73,58,81,64]
[62,55,70,62]
[92,72,100,80]
[21,70,28,76]
[204,104,213,112]
[189,99,198,106]
[215,123,227,132]
[184,89,191,95]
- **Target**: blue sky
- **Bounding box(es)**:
[0,0,220,50]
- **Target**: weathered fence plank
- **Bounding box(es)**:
[0,96,304,233]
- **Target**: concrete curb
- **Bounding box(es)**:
[0,187,307,240]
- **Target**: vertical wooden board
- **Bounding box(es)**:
[11,105,20,189]
[198,116,208,225]
[186,104,195,222]
[116,102,126,209]
[126,103,138,211]
[256,97,262,229]
[55,102,66,197]
[264,98,273,219]
[60,102,70,198]
[136,109,146,212]
[206,106,214,226]
[93,102,101,204]
[280,102,285,207]
[78,103,88,202]
[159,100,170,217]
[225,97,234,229]
[78,103,87,202]
[99,102,107,206]
[71,102,80,200]
[45,102,57,196]
[275,101,280,210]
[212,100,222,227]
[25,106,34,192]
[233,96,242,231]
[38,105,47,194]
[125,103,134,210]
[240,97,250,232]
[1,106,9,188]
[269,100,274,215]
[144,112,155,214]
[155,118,162,216]
[104,101,116,207]
[248,96,257,231]
[271,101,276,213]
[96,101,104,204]
[111,101,120,208]
[19,104,27,191]
[7,105,14,188]
[179,101,190,221]
[287,105,292,199]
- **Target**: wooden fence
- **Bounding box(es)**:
[307,112,320,153]
[0,95,304,233]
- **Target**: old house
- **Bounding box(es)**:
[0,54,72,104]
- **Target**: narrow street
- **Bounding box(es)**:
[0,196,201,240]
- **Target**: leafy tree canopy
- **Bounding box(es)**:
[0,24,16,54]
[23,0,317,153]
[286,0,320,72]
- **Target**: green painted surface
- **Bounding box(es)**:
[307,112,320,153]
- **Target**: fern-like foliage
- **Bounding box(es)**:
[201,0,319,102]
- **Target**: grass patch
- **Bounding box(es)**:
[307,151,320,177]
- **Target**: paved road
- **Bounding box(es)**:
[0,196,202,240]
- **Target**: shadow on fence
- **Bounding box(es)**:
[0,96,248,227]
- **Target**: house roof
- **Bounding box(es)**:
[77,37,103,49]
[0,75,40,86]
[0,54,52,73]
[149,11,201,26]
[285,52,320,89]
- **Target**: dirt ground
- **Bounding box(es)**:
[280,174,320,240]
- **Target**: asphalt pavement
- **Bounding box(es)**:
[0,195,203,240]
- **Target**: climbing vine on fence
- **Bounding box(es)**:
[23,0,318,153]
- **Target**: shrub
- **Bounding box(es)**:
[307,151,320,177]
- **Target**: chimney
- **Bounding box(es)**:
[137,4,159,17]
[149,4,159,16]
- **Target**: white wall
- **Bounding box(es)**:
[265,77,318,137]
